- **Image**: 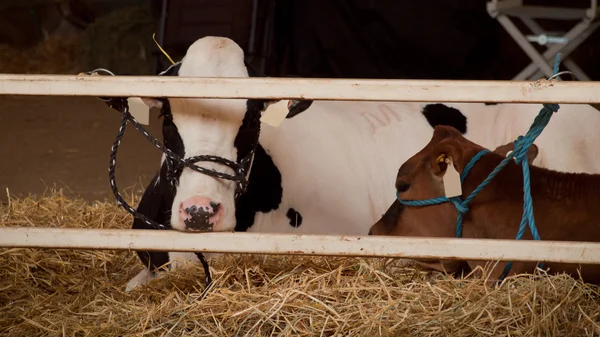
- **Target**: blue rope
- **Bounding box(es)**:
[396,149,490,237]
[397,53,563,282]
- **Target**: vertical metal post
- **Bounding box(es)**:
[259,0,275,75]
[248,0,259,55]
[496,15,555,78]
[525,21,599,80]
[153,0,169,74]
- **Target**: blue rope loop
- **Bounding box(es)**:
[397,149,490,237]
[396,53,564,282]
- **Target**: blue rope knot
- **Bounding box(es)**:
[544,103,560,113]
[450,198,469,214]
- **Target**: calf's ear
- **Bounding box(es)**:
[526,144,539,162]
[429,141,463,179]
[493,142,539,163]
[493,142,514,158]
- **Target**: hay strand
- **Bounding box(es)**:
[0,190,598,336]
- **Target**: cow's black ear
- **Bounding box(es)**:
[286,100,313,119]
[248,99,314,118]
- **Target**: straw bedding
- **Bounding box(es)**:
[0,190,599,336]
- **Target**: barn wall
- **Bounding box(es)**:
[157,0,599,80]
[270,0,600,80]
[160,0,255,67]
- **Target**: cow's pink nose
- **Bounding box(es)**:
[178,196,223,232]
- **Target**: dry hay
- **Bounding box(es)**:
[0,33,83,75]
[0,190,599,336]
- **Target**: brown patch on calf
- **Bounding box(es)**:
[370,125,600,284]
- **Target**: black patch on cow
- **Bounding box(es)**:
[421,103,467,134]
[160,99,185,160]
[233,100,284,232]
[234,99,265,164]
[132,163,175,271]
[132,97,186,272]
[183,201,220,231]
[234,144,283,231]
[286,208,303,228]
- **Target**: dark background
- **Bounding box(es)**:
[156,0,599,80]
[0,0,598,202]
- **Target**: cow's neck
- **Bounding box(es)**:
[233,100,284,232]
[460,153,600,242]
[234,100,263,163]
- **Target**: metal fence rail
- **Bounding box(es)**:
[1,74,600,103]
[1,228,599,264]
[1,74,599,265]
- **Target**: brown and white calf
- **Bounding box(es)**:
[369,125,600,284]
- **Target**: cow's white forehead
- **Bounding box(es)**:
[166,36,251,121]
[163,36,253,233]
[178,36,249,78]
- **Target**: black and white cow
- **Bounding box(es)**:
[126,36,600,291]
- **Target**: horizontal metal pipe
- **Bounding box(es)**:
[1,227,599,264]
[0,74,599,103]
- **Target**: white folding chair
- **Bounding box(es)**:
[487,0,600,80]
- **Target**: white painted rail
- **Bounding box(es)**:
[1,227,600,264]
[1,74,600,264]
[1,74,600,103]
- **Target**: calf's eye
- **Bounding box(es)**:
[397,182,410,193]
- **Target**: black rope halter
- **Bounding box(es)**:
[88,66,263,292]
[105,96,256,227]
